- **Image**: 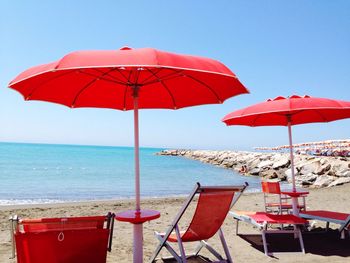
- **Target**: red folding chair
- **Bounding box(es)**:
[10,213,115,263]
[262,181,306,214]
[150,182,248,263]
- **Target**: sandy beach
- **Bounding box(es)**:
[1,183,349,262]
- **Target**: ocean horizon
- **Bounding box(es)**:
[0,142,261,205]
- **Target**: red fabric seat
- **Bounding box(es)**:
[15,229,109,263]
[21,216,106,232]
[300,210,349,221]
[168,188,235,242]
[250,212,307,225]
[14,216,111,263]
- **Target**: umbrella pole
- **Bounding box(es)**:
[133,87,143,262]
[287,121,299,216]
[133,89,141,211]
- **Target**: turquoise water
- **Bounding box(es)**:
[0,142,261,205]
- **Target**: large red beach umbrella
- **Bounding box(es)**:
[222,95,350,215]
[9,46,249,262]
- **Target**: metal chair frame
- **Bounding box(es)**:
[150,182,248,263]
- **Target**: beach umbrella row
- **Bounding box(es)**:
[255,139,350,151]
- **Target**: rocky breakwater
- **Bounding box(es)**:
[156,149,350,188]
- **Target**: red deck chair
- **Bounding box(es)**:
[262,181,306,214]
[231,211,307,256]
[10,213,115,263]
[150,183,248,263]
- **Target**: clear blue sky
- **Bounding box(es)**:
[1,0,349,150]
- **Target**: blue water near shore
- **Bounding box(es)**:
[0,142,261,205]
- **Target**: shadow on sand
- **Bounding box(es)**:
[238,228,350,258]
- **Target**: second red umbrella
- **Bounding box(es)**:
[222,95,350,215]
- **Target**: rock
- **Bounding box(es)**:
[341,170,350,177]
[272,157,290,169]
[313,175,334,188]
[221,159,234,168]
[316,164,331,175]
[284,168,297,182]
[261,170,278,179]
[328,177,350,187]
[248,168,261,176]
[329,160,350,176]
[257,160,273,169]
[296,173,317,186]
[246,159,261,169]
[278,173,287,181]
[298,161,321,175]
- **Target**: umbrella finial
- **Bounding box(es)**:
[120,46,132,51]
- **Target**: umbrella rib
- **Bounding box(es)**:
[141,70,183,86]
[251,114,262,127]
[179,73,222,103]
[114,68,130,83]
[140,68,163,85]
[145,68,177,109]
[310,109,329,122]
[71,68,118,107]
[25,70,76,100]
[123,84,128,110]
[123,70,134,110]
[134,68,142,85]
[79,70,127,86]
[90,68,129,84]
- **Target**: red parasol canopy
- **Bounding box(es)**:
[222,95,350,126]
[9,46,248,110]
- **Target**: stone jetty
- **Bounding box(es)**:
[157,149,350,188]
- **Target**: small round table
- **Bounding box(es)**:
[116,209,160,262]
[281,190,309,216]
[281,190,309,198]
[115,209,160,224]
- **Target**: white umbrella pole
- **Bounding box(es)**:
[287,121,299,216]
[134,93,141,211]
[133,89,143,262]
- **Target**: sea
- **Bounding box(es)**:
[0,142,261,205]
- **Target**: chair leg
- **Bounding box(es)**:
[261,230,269,256]
[326,222,330,232]
[193,241,205,256]
[297,228,305,254]
[341,230,345,239]
[175,225,187,263]
[150,232,183,262]
[200,240,224,261]
[218,228,233,263]
[235,219,239,235]
[9,216,17,259]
